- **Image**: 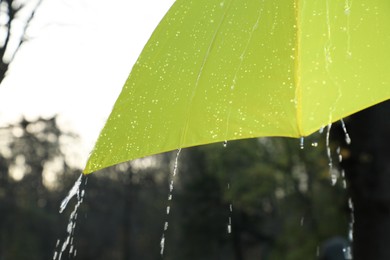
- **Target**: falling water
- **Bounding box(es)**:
[227,204,233,234]
[340,119,352,145]
[59,174,83,213]
[223,141,233,234]
[336,122,354,259]
[160,149,181,256]
[53,174,88,260]
[344,197,354,260]
[325,123,338,185]
[318,119,354,258]
[227,182,233,234]
[223,140,228,147]
[299,137,305,149]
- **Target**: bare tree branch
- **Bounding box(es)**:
[0,0,43,84]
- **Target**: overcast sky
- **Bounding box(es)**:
[0,0,175,168]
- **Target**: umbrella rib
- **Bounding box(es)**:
[224,2,263,140]
[179,0,234,146]
[294,0,303,136]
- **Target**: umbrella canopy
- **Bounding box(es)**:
[84,0,390,174]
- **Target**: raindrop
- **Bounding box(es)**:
[227,204,233,234]
[348,198,355,243]
[330,170,338,186]
[223,140,228,147]
[169,181,174,192]
[160,235,165,255]
[299,137,305,149]
[344,246,353,259]
[340,119,352,144]
[311,142,318,147]
[227,224,232,234]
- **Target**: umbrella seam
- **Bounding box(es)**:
[224,1,264,141]
[179,0,234,146]
[294,0,303,136]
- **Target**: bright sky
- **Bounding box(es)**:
[0,0,175,168]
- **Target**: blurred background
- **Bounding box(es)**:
[0,117,351,259]
[0,0,389,259]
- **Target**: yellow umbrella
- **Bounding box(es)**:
[84,0,390,174]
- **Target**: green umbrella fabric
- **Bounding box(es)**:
[84,0,390,174]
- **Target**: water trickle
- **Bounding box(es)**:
[59,174,83,214]
[342,163,354,259]
[160,149,181,256]
[325,123,337,185]
[226,182,233,234]
[330,170,338,186]
[335,121,353,259]
[348,198,355,242]
[344,246,353,259]
[299,137,305,149]
[169,180,174,192]
[227,217,232,234]
[160,235,165,255]
[227,203,233,234]
[340,119,352,145]
[341,170,347,189]
[53,174,87,260]
[337,146,343,162]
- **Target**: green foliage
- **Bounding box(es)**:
[0,117,349,259]
[173,135,349,259]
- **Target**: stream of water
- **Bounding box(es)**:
[328,120,353,259]
[160,149,181,255]
[53,174,88,260]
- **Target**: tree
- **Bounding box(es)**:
[172,137,349,260]
[0,0,42,84]
[0,116,80,260]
